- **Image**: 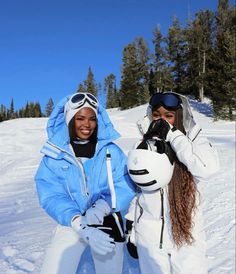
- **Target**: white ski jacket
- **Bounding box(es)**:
[126,94,220,274]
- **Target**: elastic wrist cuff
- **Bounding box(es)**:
[71,215,81,227]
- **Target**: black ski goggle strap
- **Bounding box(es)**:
[149,93,181,111]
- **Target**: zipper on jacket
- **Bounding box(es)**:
[73,156,89,197]
[68,143,89,197]
[159,188,164,249]
[191,128,202,142]
[47,141,89,197]
[137,196,143,223]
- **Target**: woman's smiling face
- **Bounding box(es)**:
[74,107,97,140]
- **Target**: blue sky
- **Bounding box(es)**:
[0,0,233,110]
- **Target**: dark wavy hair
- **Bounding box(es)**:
[168,107,198,248]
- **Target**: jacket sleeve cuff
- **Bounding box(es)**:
[71,214,81,226]
[167,129,185,144]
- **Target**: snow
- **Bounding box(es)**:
[0,98,235,274]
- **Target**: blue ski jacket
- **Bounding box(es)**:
[35,95,136,227]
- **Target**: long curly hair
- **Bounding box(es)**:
[168,107,198,248]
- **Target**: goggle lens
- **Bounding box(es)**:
[87,93,98,103]
[149,93,181,110]
[71,93,86,103]
[69,93,98,109]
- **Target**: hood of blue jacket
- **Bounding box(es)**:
[46,94,120,152]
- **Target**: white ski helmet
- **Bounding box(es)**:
[127,149,174,191]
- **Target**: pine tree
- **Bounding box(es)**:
[148,68,156,96]
[135,37,150,105]
[212,0,236,120]
[77,83,87,93]
[24,102,29,117]
[105,74,118,108]
[151,26,172,93]
[165,17,188,94]
[120,38,150,109]
[45,98,54,117]
[29,104,33,117]
[85,67,98,96]
[186,10,214,101]
[15,110,19,118]
[9,98,15,119]
[97,83,103,103]
[28,102,35,117]
[120,43,140,109]
[0,104,4,122]
[34,102,42,117]
[19,108,24,118]
[0,104,7,121]
[6,109,10,120]
[77,67,98,96]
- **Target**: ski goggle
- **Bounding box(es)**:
[149,92,182,111]
[68,93,98,110]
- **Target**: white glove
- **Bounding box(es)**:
[85,199,111,225]
[72,217,115,256]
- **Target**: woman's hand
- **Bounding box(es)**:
[125,220,138,259]
[85,199,111,225]
[144,119,182,143]
[72,217,115,255]
[144,119,173,140]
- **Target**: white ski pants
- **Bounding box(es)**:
[134,191,208,274]
[40,225,124,274]
[137,237,208,274]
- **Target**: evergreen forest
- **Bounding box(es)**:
[0,0,235,122]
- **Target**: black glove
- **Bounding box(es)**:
[144,119,176,141]
[137,138,176,165]
[93,213,125,243]
[156,140,176,165]
[125,220,139,259]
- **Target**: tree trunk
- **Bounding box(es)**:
[199,50,206,102]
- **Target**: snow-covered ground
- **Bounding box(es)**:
[0,99,235,274]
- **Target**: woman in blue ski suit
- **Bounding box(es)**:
[35,92,135,274]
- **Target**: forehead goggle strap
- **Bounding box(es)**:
[69,93,98,110]
[149,92,182,111]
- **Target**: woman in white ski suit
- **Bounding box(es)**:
[35,92,135,274]
[126,92,219,274]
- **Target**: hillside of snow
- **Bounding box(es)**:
[0,99,235,274]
